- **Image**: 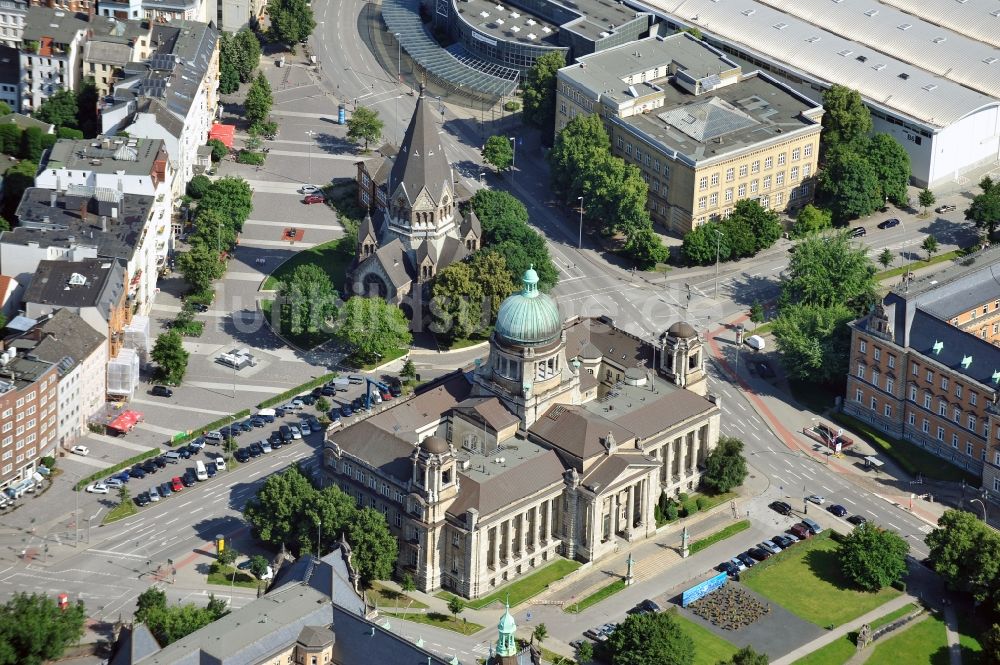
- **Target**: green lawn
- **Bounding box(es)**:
[957,613,986,665]
[866,614,948,665]
[741,532,901,627]
[564,579,626,614]
[689,520,750,555]
[385,611,484,636]
[831,412,980,485]
[791,602,920,665]
[103,501,137,524]
[671,611,738,665]
[261,237,354,291]
[875,246,974,281]
[369,583,428,610]
[436,558,581,610]
[207,565,258,589]
[349,346,409,370]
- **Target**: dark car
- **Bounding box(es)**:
[234,448,251,463]
[301,394,317,406]
[311,386,324,398]
[129,466,147,479]
[192,302,209,313]
[279,425,293,443]
[182,472,196,487]
[748,547,771,562]
[877,218,901,230]
[152,456,167,469]
[206,462,217,477]
[935,204,957,214]
[151,385,173,398]
[268,431,283,446]
[307,416,321,431]
[849,226,867,238]
[159,482,173,498]
[769,501,793,515]
[177,447,192,459]
[220,425,241,439]
[134,492,151,507]
[186,443,201,456]
[627,599,662,614]
[716,561,740,577]
[389,383,402,397]
[847,514,867,526]
[340,405,353,418]
[827,504,848,517]
[238,420,254,432]
[250,417,266,428]
[773,534,795,549]
[249,442,264,457]
[321,385,336,396]
[274,406,287,418]
[141,459,158,474]
[736,552,756,568]
[754,361,776,379]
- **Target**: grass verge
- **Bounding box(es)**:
[564,579,626,614]
[103,501,137,524]
[741,531,901,627]
[261,237,353,291]
[384,611,484,636]
[671,610,738,665]
[348,347,408,371]
[436,559,581,610]
[207,564,259,589]
[75,448,161,490]
[791,603,920,665]
[831,412,980,485]
[369,583,428,609]
[172,410,252,445]
[866,613,947,665]
[875,246,975,281]
[689,520,751,555]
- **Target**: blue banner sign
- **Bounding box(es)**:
[681,572,728,607]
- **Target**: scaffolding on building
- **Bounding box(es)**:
[124,316,151,358]
[107,347,140,397]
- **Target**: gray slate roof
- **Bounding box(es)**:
[356,237,413,289]
[22,258,125,319]
[388,88,453,207]
[22,6,88,44]
[328,420,415,486]
[109,624,161,665]
[26,309,107,373]
[529,404,637,461]
[448,449,564,518]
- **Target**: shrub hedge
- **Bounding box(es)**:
[257,373,338,409]
[74,448,161,490]
[171,409,253,445]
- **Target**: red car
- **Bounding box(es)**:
[303,194,325,204]
[171,476,184,492]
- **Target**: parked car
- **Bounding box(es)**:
[141,459,157,474]
[789,523,813,540]
[214,457,227,471]
[340,405,354,418]
[260,440,273,454]
[234,448,250,463]
[717,560,741,576]
[148,487,161,502]
[300,395,317,406]
[299,420,311,436]
[730,556,747,571]
[181,472,196,487]
[806,494,825,505]
[389,383,402,397]
[114,471,131,484]
[171,476,184,492]
[70,445,90,456]
[935,204,957,214]
[801,517,824,535]
[303,194,325,204]
[151,385,173,397]
[321,385,336,396]
[877,218,901,230]
[152,456,167,469]
[847,514,868,526]
[299,184,320,195]
[205,462,217,477]
[772,534,795,549]
[849,226,867,238]
[827,504,848,517]
[307,416,321,431]
[268,431,283,446]
[104,477,123,489]
[291,397,305,409]
[769,501,793,515]
[748,547,771,562]
[248,442,263,457]
[159,482,173,498]
[134,492,151,507]
[290,425,302,439]
[129,466,146,479]
[238,420,254,432]
[760,540,783,555]
[279,425,292,442]
[627,599,662,614]
[176,447,192,460]
[736,552,756,568]
[204,431,224,444]
[85,483,109,494]
[754,361,776,379]
[348,375,364,385]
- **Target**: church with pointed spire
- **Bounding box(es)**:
[350,87,481,306]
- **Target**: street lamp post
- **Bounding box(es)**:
[305,130,317,178]
[970,498,988,522]
[509,136,516,174]
[577,196,584,249]
[713,229,724,299]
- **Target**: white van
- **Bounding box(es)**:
[195,460,208,481]
[745,334,766,351]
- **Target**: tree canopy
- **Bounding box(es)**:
[772,302,854,384]
[839,522,908,591]
[717,646,770,665]
[0,593,86,665]
[34,89,79,130]
[431,261,486,341]
[791,204,832,238]
[267,0,316,45]
[470,189,558,290]
[151,331,190,384]
[817,148,882,223]
[927,509,1000,603]
[522,51,565,135]
[780,231,878,314]
[482,135,514,172]
[346,507,399,582]
[820,85,872,156]
[603,611,694,665]
[965,176,1000,239]
[346,106,383,152]
[681,200,782,266]
[867,133,911,207]
[177,241,226,293]
[702,436,748,493]
[244,72,273,128]
[337,296,412,364]
[277,264,337,335]
[138,593,229,646]
[548,113,610,202]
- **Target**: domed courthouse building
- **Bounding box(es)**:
[322,266,723,598]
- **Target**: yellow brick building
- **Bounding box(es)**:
[555,33,823,236]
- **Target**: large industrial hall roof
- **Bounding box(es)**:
[878,0,1000,49]
[754,0,1000,100]
[640,0,999,129]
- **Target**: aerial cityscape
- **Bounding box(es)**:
[0,0,997,663]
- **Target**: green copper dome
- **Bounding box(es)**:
[494,267,561,347]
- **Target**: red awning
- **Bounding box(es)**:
[108,410,143,433]
[208,123,235,148]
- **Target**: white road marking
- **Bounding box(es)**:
[90,549,147,560]
[177,500,192,508]
[888,522,900,530]
[842,497,856,505]
[867,510,878,517]
[821,485,832,492]
[164,518,179,526]
[737,403,747,411]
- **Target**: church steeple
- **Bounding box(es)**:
[388,85,453,209]
[496,596,517,658]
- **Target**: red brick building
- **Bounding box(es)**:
[0,352,58,495]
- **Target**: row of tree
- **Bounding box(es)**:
[816,86,911,223]
[681,200,783,266]
[219,29,262,95]
[266,0,316,47]
[548,114,668,268]
[470,189,559,290]
[243,465,398,583]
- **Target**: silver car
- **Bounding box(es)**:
[299,420,311,436]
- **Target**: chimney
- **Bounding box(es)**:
[101,137,110,150]
[111,206,118,220]
[79,199,87,222]
[100,216,107,233]
[117,176,124,195]
[49,192,57,208]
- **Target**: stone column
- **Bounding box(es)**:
[534,505,542,550]
[679,435,688,482]
[491,525,499,570]
[626,484,635,539]
[545,499,553,544]
[518,512,527,558]
[666,440,675,486]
